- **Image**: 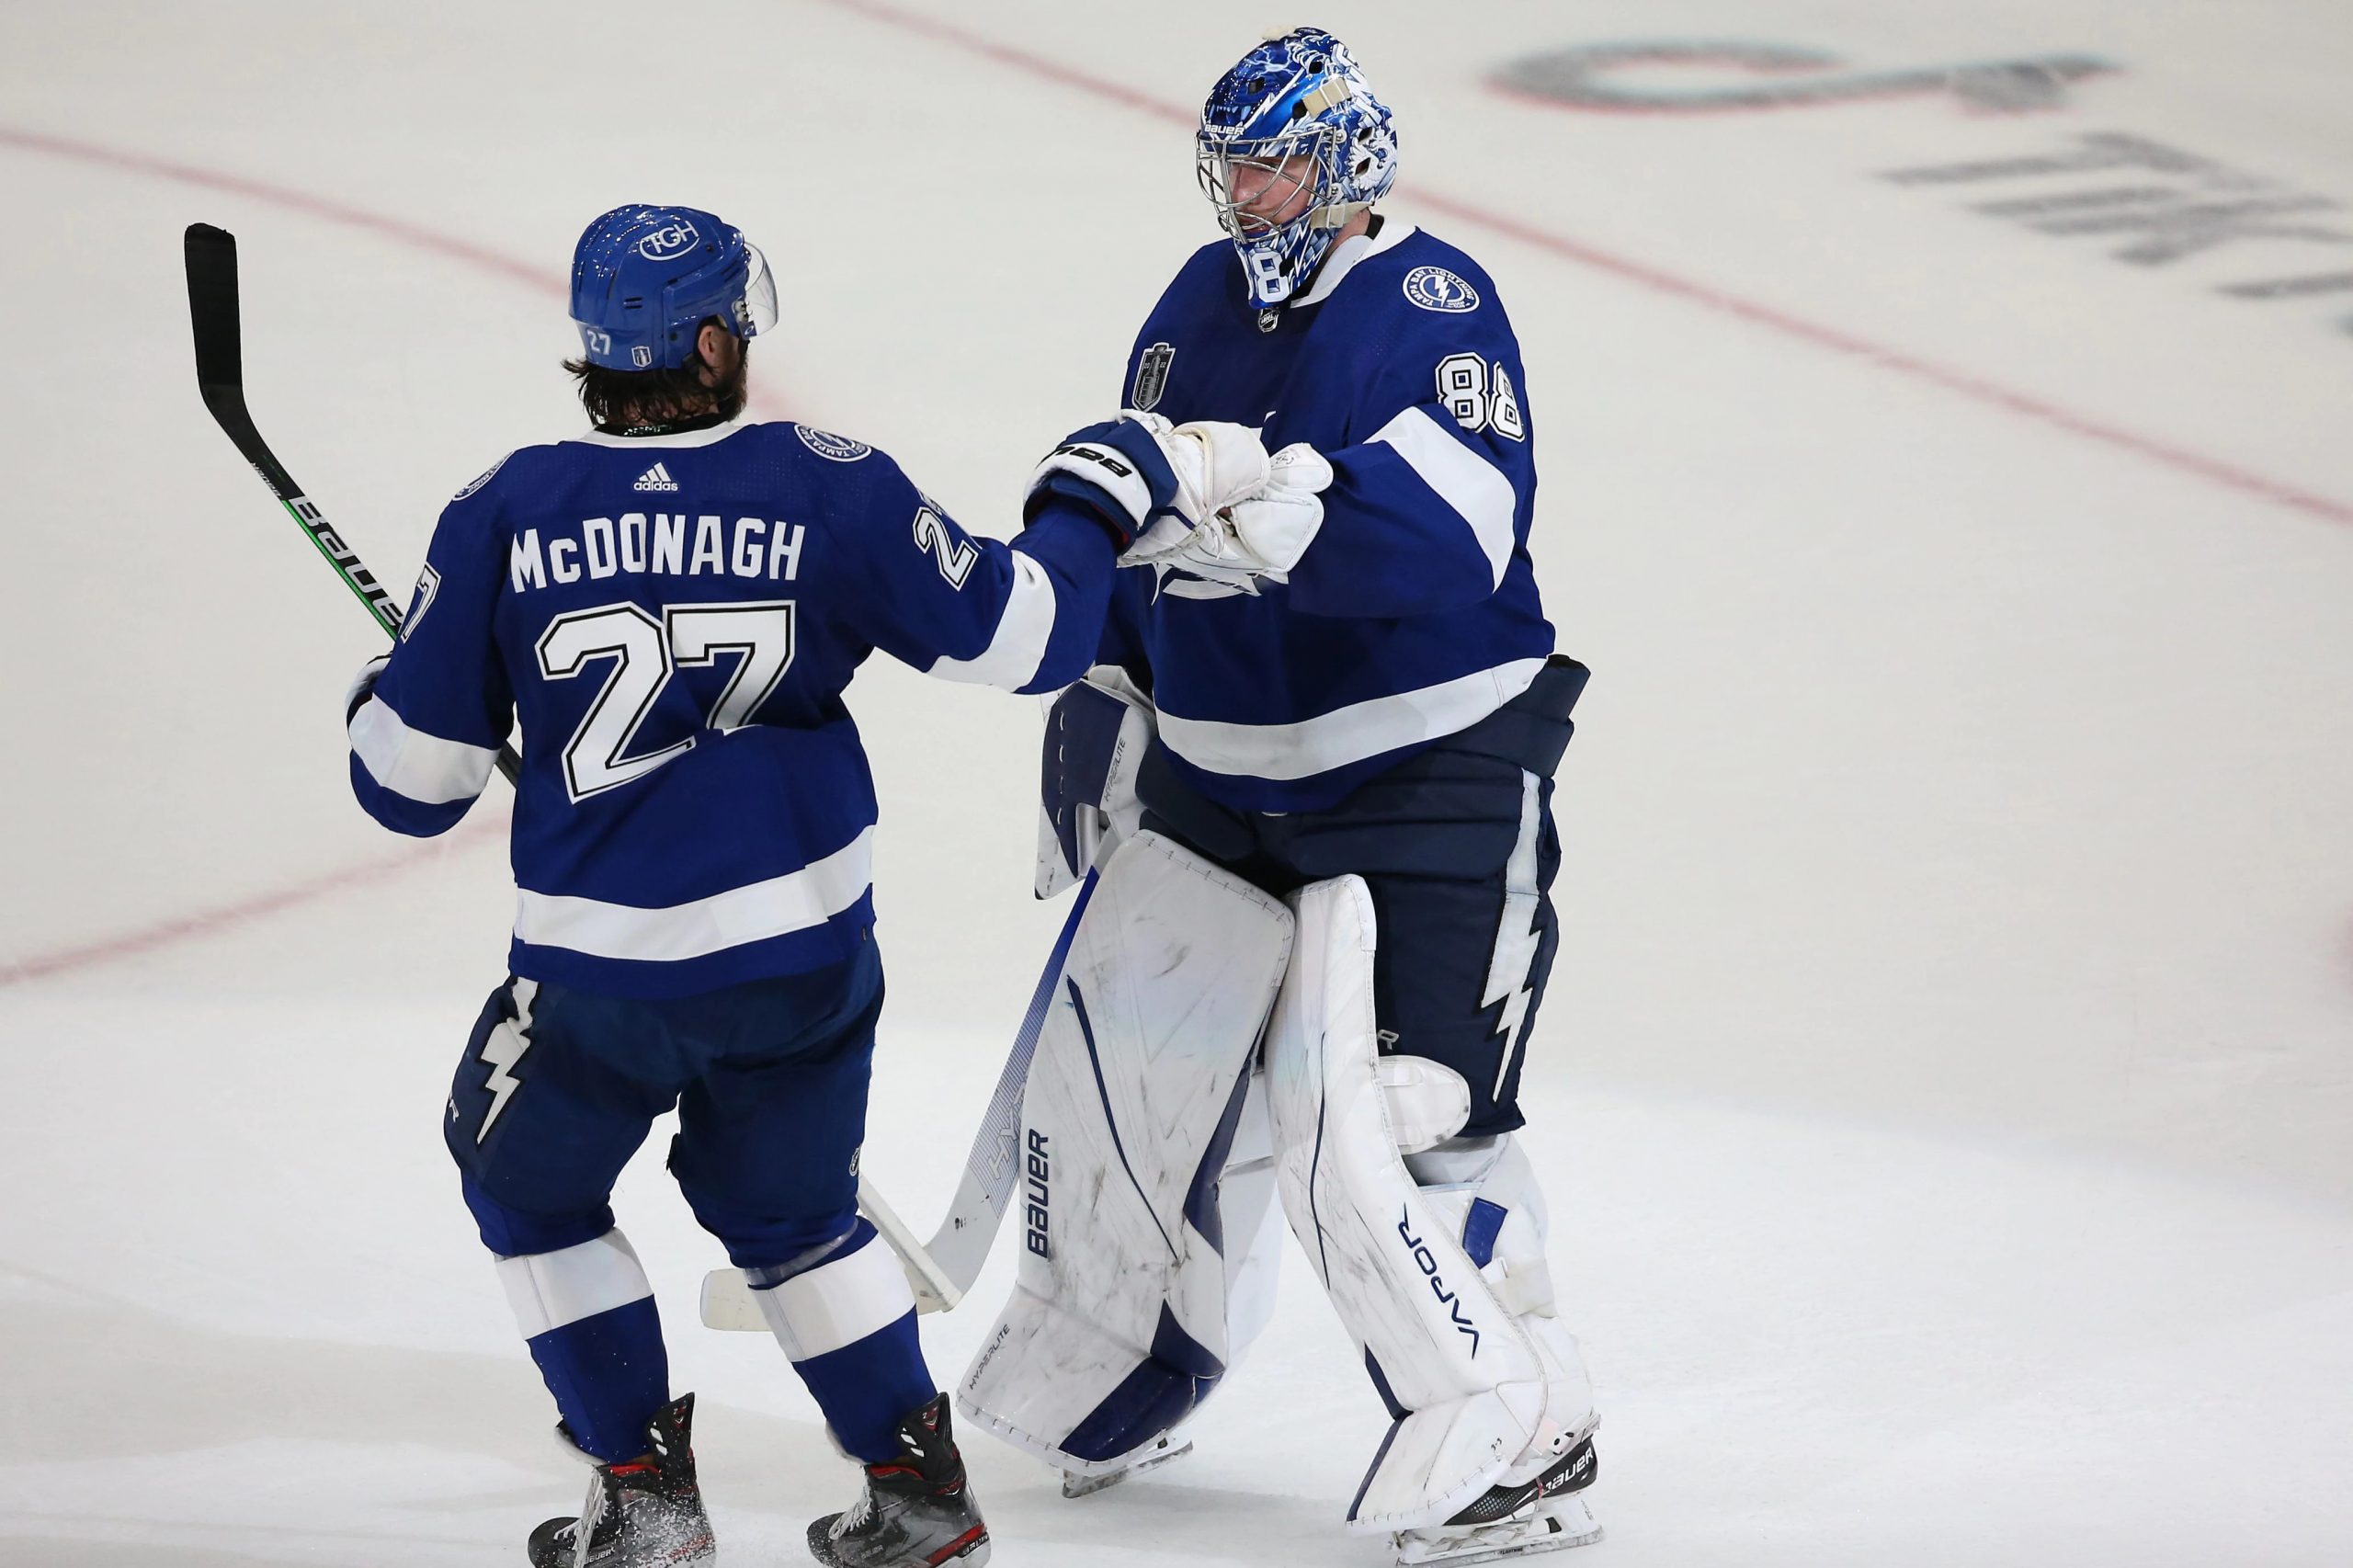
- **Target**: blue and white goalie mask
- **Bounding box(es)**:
[1196,28,1399,310]
[569,203,780,371]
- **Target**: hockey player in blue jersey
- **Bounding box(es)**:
[958,30,1601,1566]
[342,203,1307,1568]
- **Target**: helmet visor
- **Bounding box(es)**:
[733,244,779,339]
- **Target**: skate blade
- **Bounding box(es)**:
[1395,1498,1603,1566]
[1059,1437,1194,1498]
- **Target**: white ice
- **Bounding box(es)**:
[4,3,2350,1565]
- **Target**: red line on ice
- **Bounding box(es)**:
[0,126,561,298]
[0,822,504,989]
[810,0,2353,530]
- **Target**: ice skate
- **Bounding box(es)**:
[528,1392,714,1568]
[1058,1428,1194,1498]
[1392,1436,1601,1567]
[809,1393,991,1568]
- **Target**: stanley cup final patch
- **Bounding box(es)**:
[1131,342,1176,412]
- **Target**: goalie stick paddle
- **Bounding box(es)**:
[181,222,520,782]
[701,866,1100,1328]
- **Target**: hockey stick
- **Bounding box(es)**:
[182,222,521,781]
[700,867,1099,1327]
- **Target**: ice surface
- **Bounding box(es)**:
[3,3,2349,1564]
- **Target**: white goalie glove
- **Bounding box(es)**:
[1146,440,1332,593]
[1114,412,1331,591]
[1113,411,1269,560]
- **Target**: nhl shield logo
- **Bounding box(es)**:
[1403,266,1482,313]
[1131,342,1175,412]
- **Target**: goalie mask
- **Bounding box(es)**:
[1197,28,1400,311]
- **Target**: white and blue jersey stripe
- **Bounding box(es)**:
[350,417,1114,997]
[1105,223,1557,812]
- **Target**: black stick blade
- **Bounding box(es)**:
[185,222,244,394]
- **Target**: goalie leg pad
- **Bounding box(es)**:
[1264,875,1552,1535]
[959,831,1294,1473]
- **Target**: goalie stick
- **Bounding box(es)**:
[700,866,1099,1327]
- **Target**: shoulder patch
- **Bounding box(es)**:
[452,450,514,500]
[1403,266,1482,314]
[1131,342,1175,412]
[796,426,872,462]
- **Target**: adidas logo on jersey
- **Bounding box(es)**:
[633,462,679,493]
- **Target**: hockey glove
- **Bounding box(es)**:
[1024,412,1272,555]
[1036,667,1154,897]
[345,652,390,723]
[1145,442,1333,593]
[1023,416,1177,549]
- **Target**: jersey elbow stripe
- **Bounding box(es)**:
[1158,657,1548,781]
[348,695,499,804]
[495,1229,653,1341]
[1367,405,1518,589]
[927,551,1057,689]
[513,824,875,963]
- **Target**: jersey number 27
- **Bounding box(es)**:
[535,600,797,801]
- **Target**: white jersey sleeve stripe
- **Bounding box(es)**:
[926,549,1057,689]
[495,1229,654,1340]
[1366,404,1518,589]
[755,1231,915,1360]
[514,825,875,963]
[348,694,499,805]
[1157,656,1547,781]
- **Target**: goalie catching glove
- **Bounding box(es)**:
[1025,412,1329,589]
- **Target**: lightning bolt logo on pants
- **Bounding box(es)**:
[1480,773,1545,1101]
[475,978,538,1144]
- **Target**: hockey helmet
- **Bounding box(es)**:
[568,204,779,372]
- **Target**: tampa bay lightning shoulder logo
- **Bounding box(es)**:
[796,426,871,462]
[1131,342,1175,412]
[1403,266,1482,313]
[452,450,514,499]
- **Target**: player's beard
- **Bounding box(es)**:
[706,342,749,423]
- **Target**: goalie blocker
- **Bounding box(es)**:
[961,659,1596,1540]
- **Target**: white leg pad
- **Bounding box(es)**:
[1218,1068,1285,1369]
[1408,1137,1597,1488]
[1265,875,1552,1535]
[959,831,1294,1472]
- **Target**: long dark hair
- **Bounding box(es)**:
[563,318,749,428]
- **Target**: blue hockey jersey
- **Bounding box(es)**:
[1105,222,1557,812]
[348,417,1113,998]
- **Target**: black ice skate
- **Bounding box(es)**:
[808,1393,990,1568]
[528,1392,715,1568]
[1393,1435,1601,1566]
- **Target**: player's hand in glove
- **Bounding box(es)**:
[1113,412,1269,563]
[345,652,390,722]
[1023,411,1269,554]
[1148,441,1334,593]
